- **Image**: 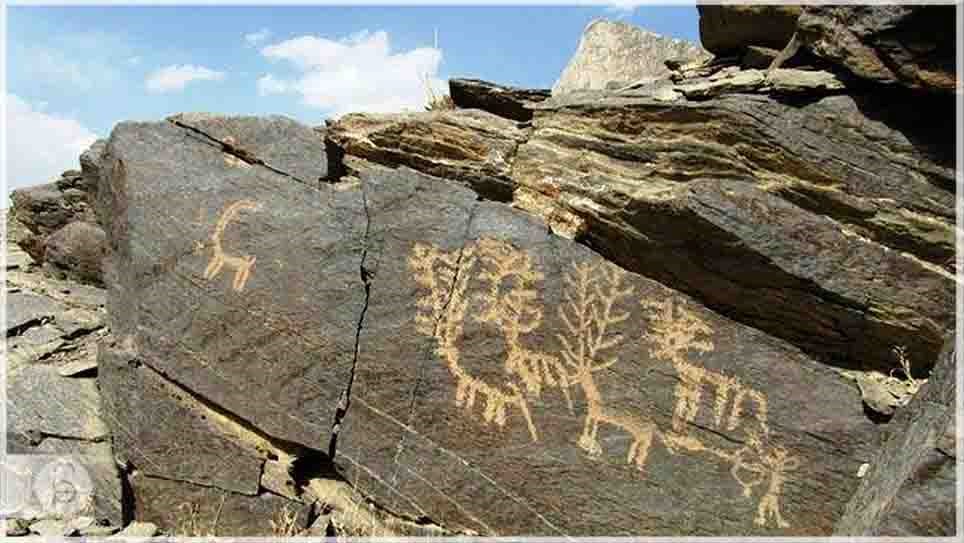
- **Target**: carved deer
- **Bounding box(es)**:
[557,261,658,470]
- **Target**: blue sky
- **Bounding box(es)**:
[4,4,700,203]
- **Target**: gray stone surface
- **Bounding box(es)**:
[6,364,109,441]
[554,19,710,96]
[6,291,64,333]
[129,473,312,536]
[98,339,264,495]
[35,438,124,525]
[449,78,550,122]
[44,221,108,285]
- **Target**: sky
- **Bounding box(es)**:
[4,3,701,205]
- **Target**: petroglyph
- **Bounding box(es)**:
[409,240,800,528]
[199,199,262,292]
[557,261,658,470]
[410,238,569,441]
[641,297,798,528]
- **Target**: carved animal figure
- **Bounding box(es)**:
[203,199,262,292]
[557,261,658,470]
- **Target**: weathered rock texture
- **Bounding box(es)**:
[698,5,802,56]
[553,19,710,95]
[797,5,958,93]
[449,79,550,123]
[90,106,950,535]
[39,9,956,537]
[833,334,957,535]
[9,142,109,285]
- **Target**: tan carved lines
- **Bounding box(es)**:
[556,261,658,470]
[641,298,769,447]
[201,199,262,292]
[409,239,549,441]
[641,297,799,528]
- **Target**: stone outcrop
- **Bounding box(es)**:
[9,142,109,285]
[797,5,957,93]
[553,19,710,95]
[6,7,955,537]
[833,334,956,535]
[698,5,802,56]
[449,78,550,122]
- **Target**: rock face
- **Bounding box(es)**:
[833,334,956,535]
[92,107,942,535]
[23,9,953,537]
[43,221,107,284]
[797,5,958,93]
[449,78,550,122]
[698,5,802,56]
[9,143,109,285]
[553,19,710,96]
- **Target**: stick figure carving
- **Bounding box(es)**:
[201,199,262,292]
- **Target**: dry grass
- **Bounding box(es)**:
[270,503,303,537]
[423,73,455,111]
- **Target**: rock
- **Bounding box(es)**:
[55,307,104,338]
[261,459,300,500]
[833,334,956,535]
[80,524,121,537]
[108,521,158,538]
[15,233,46,264]
[43,221,108,285]
[797,5,957,93]
[57,356,99,377]
[128,473,312,536]
[742,46,781,69]
[6,365,109,441]
[675,68,767,98]
[327,109,527,201]
[97,339,265,495]
[449,78,550,122]
[6,245,34,270]
[6,324,65,371]
[167,112,329,186]
[765,68,847,93]
[6,291,64,334]
[515,92,953,375]
[10,183,75,236]
[29,518,72,536]
[698,5,802,55]
[321,167,880,535]
[5,518,30,536]
[553,19,710,96]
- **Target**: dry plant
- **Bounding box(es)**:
[174,495,224,537]
[270,503,303,536]
[422,73,455,111]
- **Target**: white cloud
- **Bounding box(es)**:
[605,2,641,15]
[244,28,272,47]
[145,64,226,93]
[5,94,99,205]
[258,30,445,117]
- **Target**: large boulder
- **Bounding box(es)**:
[44,221,108,285]
[698,5,802,56]
[797,5,957,93]
[553,19,710,96]
[93,112,923,535]
[449,78,550,122]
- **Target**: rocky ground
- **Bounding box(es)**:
[3,4,958,538]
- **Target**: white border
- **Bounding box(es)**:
[1,1,962,540]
